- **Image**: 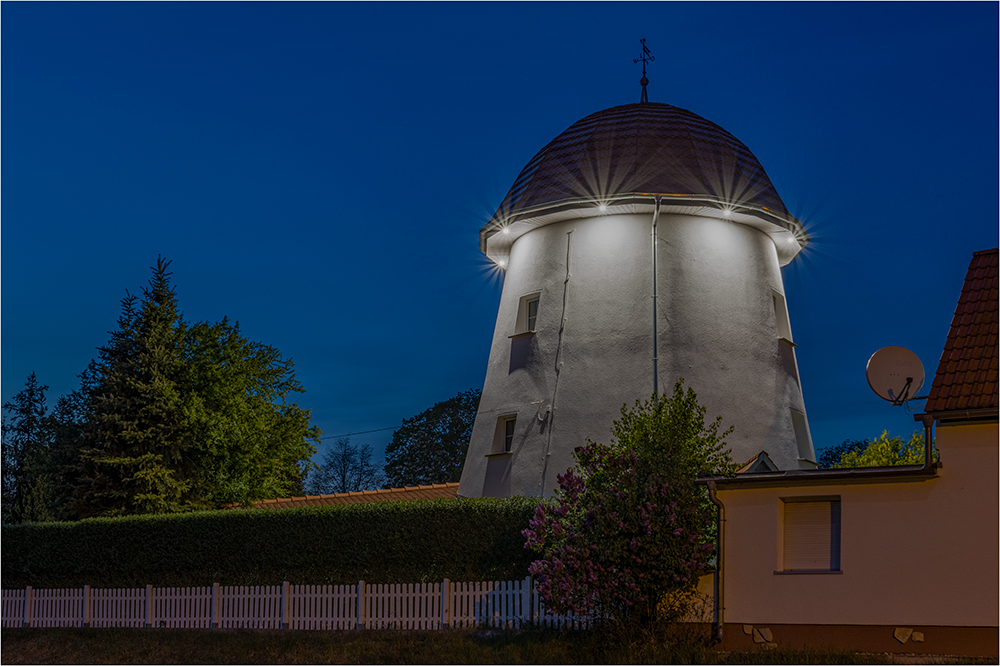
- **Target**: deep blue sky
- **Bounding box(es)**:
[3,2,997,471]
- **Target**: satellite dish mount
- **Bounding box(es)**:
[866,346,928,407]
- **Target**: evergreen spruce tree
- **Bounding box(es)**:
[1,372,55,523]
[71,258,195,517]
[47,361,100,520]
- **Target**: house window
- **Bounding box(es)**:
[780,497,841,573]
[772,289,792,342]
[512,292,541,336]
[489,415,517,455]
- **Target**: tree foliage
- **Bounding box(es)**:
[830,430,927,468]
[71,265,194,517]
[817,438,869,469]
[307,437,383,494]
[383,389,480,487]
[1,373,55,524]
[4,257,320,521]
[183,318,319,506]
[523,379,734,627]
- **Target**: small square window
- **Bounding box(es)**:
[780,497,841,572]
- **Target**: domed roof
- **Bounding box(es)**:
[490,102,791,225]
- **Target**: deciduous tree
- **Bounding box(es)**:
[817,438,868,469]
[831,430,927,468]
[383,389,480,487]
[183,317,320,506]
[307,437,382,494]
[523,379,734,627]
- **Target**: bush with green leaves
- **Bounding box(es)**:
[523,379,734,627]
[1,497,537,589]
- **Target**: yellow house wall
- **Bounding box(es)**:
[719,422,998,627]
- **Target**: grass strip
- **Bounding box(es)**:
[5,627,994,665]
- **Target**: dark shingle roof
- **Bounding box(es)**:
[925,249,999,414]
[492,102,789,224]
[240,482,460,509]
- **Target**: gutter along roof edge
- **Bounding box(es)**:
[698,465,938,489]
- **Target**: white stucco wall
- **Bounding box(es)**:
[717,422,999,628]
[459,211,814,498]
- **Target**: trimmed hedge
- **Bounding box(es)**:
[1,497,540,589]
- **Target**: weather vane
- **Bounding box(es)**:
[633,38,654,103]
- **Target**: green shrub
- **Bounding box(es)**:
[1,497,538,588]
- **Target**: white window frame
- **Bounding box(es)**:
[772,289,793,343]
[511,292,541,337]
[790,409,815,465]
[488,414,517,456]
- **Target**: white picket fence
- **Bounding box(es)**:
[2,578,589,630]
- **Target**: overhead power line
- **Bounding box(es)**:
[319,425,398,440]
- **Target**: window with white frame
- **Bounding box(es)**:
[489,414,517,455]
[790,409,814,462]
[772,289,793,342]
[780,496,841,572]
[513,292,541,335]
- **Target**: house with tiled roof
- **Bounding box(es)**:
[700,248,998,657]
[923,248,998,417]
[232,482,459,509]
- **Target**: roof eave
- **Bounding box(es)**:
[698,464,938,489]
[917,407,999,424]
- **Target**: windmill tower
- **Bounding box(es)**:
[459,49,816,498]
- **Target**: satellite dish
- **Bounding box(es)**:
[866,346,925,404]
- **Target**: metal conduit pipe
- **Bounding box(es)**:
[916,413,936,471]
[651,194,662,397]
[707,480,725,646]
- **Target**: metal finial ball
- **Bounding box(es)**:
[640,76,649,86]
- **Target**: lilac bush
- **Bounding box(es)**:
[523,379,734,626]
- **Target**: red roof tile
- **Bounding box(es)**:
[925,249,999,414]
[231,482,460,510]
